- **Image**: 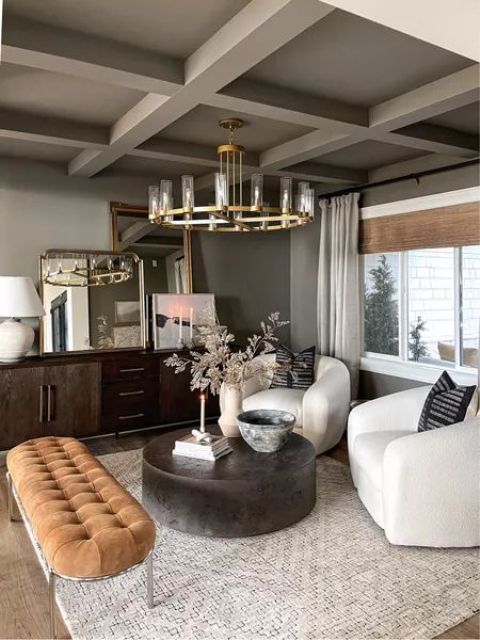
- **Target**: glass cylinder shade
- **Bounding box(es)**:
[250,174,263,209]
[280,177,292,213]
[215,173,227,209]
[182,175,195,209]
[160,180,173,212]
[148,185,160,221]
[298,181,310,213]
[306,188,315,218]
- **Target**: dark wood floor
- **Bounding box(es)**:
[0,429,478,640]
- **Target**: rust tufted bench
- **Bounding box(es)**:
[6,436,156,638]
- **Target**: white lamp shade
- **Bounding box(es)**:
[0,277,45,318]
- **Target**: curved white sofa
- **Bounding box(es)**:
[348,386,480,548]
[222,354,350,454]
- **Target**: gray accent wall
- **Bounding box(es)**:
[192,231,290,345]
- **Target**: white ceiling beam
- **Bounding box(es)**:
[131,138,259,168]
[260,65,480,169]
[279,161,367,184]
[1,17,183,95]
[260,128,365,170]
[208,79,367,130]
[0,110,108,148]
[369,65,480,131]
[0,114,362,182]
[194,157,364,194]
[3,18,367,134]
[131,139,219,168]
[3,19,477,161]
[318,0,480,62]
[376,125,479,158]
[68,0,336,177]
[118,220,155,251]
[367,153,471,183]
[0,106,365,188]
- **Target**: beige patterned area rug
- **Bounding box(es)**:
[55,449,479,640]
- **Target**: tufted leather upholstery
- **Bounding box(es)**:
[7,436,155,578]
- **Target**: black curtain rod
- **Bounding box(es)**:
[317,158,479,200]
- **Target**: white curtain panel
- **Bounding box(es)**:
[317,193,361,397]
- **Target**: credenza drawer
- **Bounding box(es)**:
[102,357,159,382]
[102,379,157,407]
[101,410,154,432]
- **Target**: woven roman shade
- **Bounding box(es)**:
[359,201,480,254]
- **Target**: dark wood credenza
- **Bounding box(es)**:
[0,350,219,451]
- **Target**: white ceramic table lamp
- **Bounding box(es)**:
[0,277,45,362]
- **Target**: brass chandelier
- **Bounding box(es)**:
[42,250,134,287]
[148,118,315,232]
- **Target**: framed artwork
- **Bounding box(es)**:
[152,294,216,350]
[115,301,141,324]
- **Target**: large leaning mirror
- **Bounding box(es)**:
[110,202,192,295]
[39,249,145,354]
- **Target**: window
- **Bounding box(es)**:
[364,253,399,356]
[363,246,480,372]
[407,248,454,365]
[462,246,480,369]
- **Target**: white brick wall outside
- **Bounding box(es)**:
[364,246,480,363]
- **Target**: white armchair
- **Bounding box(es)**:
[348,386,480,548]
[223,354,351,454]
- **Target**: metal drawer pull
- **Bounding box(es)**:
[119,413,145,420]
[119,390,145,397]
[119,367,145,373]
[47,385,55,422]
[39,386,45,423]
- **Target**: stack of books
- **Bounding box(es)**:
[173,433,233,461]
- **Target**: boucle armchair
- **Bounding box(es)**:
[348,386,480,548]
[226,353,350,454]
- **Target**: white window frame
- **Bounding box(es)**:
[360,187,479,386]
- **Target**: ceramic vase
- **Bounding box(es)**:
[218,384,243,437]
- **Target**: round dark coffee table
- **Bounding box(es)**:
[142,427,316,537]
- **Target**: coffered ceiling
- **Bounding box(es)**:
[0,0,478,194]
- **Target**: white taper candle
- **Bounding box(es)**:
[200,393,206,432]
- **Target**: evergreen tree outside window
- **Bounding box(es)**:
[364,253,399,356]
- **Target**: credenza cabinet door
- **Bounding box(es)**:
[43,363,101,438]
[0,367,45,449]
[159,361,219,424]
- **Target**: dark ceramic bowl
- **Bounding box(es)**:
[237,409,296,453]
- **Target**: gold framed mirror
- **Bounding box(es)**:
[39,249,146,355]
[110,202,192,294]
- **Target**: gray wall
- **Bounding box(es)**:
[192,231,290,345]
[0,157,151,279]
[290,163,480,397]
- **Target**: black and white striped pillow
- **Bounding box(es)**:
[418,370,476,432]
[270,345,316,390]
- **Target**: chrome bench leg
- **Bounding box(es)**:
[48,570,57,639]
[147,551,154,609]
[6,472,20,522]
